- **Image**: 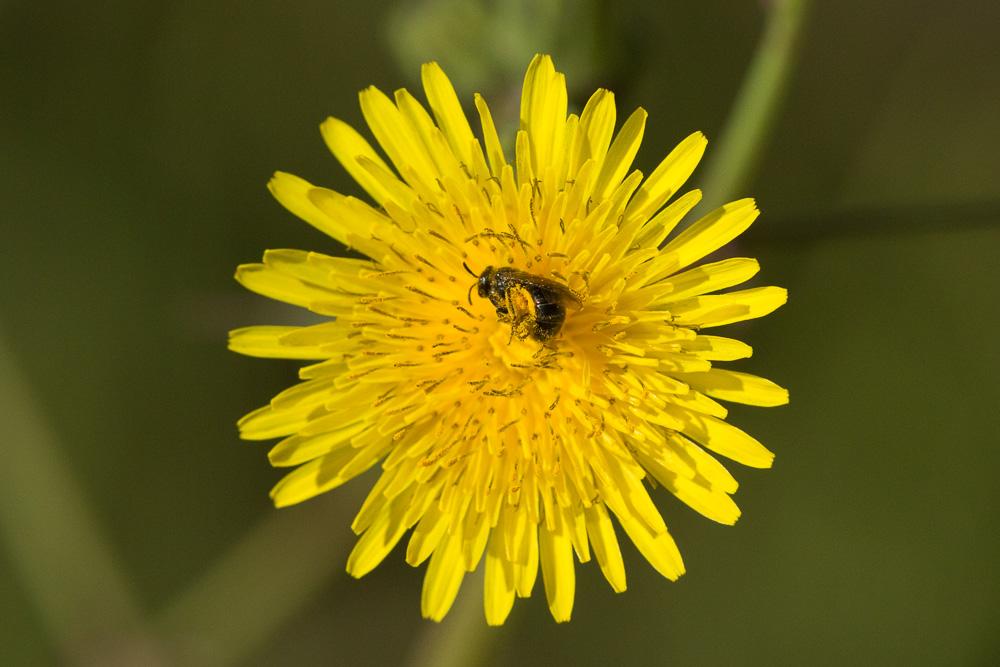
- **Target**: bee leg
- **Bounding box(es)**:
[507,315,528,344]
[502,288,534,341]
[502,311,521,342]
[511,315,533,341]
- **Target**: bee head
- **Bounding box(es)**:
[462,262,494,305]
[477,266,496,298]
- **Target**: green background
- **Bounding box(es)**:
[2,1,999,665]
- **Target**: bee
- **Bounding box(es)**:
[463,263,582,342]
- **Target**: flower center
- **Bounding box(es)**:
[486,325,547,372]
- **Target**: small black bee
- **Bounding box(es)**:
[464,263,582,342]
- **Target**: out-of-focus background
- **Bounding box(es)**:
[3,1,999,665]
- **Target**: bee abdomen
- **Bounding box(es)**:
[531,300,566,341]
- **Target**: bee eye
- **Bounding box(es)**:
[478,275,491,296]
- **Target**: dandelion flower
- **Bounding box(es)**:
[230,55,788,624]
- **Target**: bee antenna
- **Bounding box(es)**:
[462,261,478,278]
[467,282,475,306]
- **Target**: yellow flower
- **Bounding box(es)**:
[230,55,787,624]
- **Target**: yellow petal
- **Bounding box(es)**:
[669,285,787,328]
[406,504,448,567]
[262,249,340,283]
[354,156,418,209]
[539,523,575,622]
[514,129,533,188]
[667,407,775,468]
[666,388,729,419]
[269,446,375,507]
[671,475,741,525]
[268,377,335,411]
[625,131,707,224]
[395,88,467,183]
[228,326,329,359]
[346,491,412,578]
[681,335,754,361]
[654,257,760,304]
[349,471,395,535]
[577,88,616,176]
[320,116,407,206]
[233,264,344,315]
[267,172,367,249]
[237,402,317,441]
[637,451,741,525]
[612,509,685,581]
[584,503,626,592]
[666,432,739,494]
[677,369,789,407]
[267,421,368,467]
[305,187,392,259]
[564,504,590,563]
[519,54,567,176]
[421,61,480,170]
[592,107,647,202]
[484,527,516,626]
[554,113,579,187]
[660,198,759,273]
[461,507,490,571]
[513,521,539,598]
[236,250,353,314]
[359,86,437,182]
[306,187,386,237]
[277,321,349,345]
[632,189,703,256]
[606,461,668,535]
[421,531,466,622]
[474,93,506,176]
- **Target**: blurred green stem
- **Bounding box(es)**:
[155,491,358,667]
[405,569,496,667]
[0,331,162,665]
[700,0,811,207]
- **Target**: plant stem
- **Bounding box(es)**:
[0,330,163,665]
[155,492,358,667]
[405,569,497,667]
[700,0,812,208]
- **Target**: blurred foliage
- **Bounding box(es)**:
[386,0,616,92]
[2,0,999,665]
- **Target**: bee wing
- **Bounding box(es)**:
[563,286,584,309]
[509,270,584,308]
[543,281,582,308]
[544,277,584,309]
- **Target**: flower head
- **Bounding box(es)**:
[231,55,787,624]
